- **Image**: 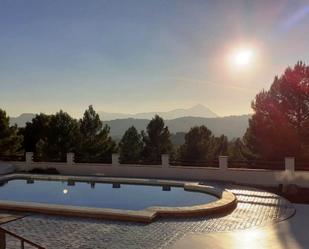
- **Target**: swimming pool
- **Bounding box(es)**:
[0,174,237,222]
[0,179,217,210]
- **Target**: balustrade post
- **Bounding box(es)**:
[161,154,170,168]
[66,153,75,165]
[25,152,33,164]
[112,154,120,166]
[284,157,295,185]
[219,156,228,170]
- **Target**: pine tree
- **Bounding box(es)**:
[77,105,116,162]
[244,61,309,160]
[142,115,173,163]
[40,110,79,161]
[0,109,22,154]
[177,126,213,162]
[21,113,51,153]
[119,126,143,163]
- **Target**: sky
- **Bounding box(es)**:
[1,0,309,118]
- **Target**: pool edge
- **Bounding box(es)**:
[0,174,237,223]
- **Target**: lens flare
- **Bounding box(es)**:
[228,47,255,69]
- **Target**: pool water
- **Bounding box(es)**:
[0,179,217,210]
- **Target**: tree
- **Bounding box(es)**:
[177,126,213,162]
[142,115,173,162]
[119,126,143,163]
[244,61,309,160]
[209,134,228,160]
[37,111,79,161]
[77,105,116,162]
[0,109,22,154]
[228,138,254,160]
[21,113,51,152]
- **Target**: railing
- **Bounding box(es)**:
[228,160,285,170]
[3,152,309,172]
[74,155,112,164]
[33,154,66,163]
[120,160,162,165]
[295,161,309,170]
[0,154,25,162]
[170,160,219,167]
[0,227,45,249]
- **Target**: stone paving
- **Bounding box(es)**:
[1,183,295,249]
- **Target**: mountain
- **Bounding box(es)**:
[99,104,218,120]
[9,113,36,127]
[9,112,250,139]
[105,115,251,140]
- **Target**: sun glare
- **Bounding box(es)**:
[228,47,255,69]
[234,49,253,66]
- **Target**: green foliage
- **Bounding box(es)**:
[210,135,228,159]
[177,126,232,162]
[170,132,186,146]
[36,111,79,161]
[142,115,173,162]
[18,106,117,162]
[228,138,255,160]
[119,126,143,163]
[177,126,213,161]
[0,109,22,154]
[21,113,51,152]
[77,105,116,162]
[244,61,309,160]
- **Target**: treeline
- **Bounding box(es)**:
[0,106,244,163]
[1,62,309,163]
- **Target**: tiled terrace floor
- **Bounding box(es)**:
[170,204,309,249]
[1,183,295,249]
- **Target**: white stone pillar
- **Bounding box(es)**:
[219,156,228,170]
[284,157,295,185]
[66,153,75,165]
[25,152,33,164]
[285,157,295,174]
[112,153,120,166]
[161,154,170,168]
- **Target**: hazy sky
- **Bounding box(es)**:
[1,0,308,117]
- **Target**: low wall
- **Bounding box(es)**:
[6,160,309,188]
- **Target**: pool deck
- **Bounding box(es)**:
[0,180,296,249]
[0,213,24,225]
[170,204,309,249]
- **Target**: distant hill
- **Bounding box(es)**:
[99,104,218,120]
[105,115,251,140]
[9,112,250,140]
[9,113,36,127]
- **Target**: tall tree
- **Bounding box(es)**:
[37,111,79,161]
[244,62,309,160]
[119,126,143,163]
[77,105,116,162]
[0,109,22,154]
[228,138,254,160]
[142,115,173,162]
[177,126,213,162]
[209,134,228,160]
[21,113,51,152]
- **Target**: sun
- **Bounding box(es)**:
[229,47,255,69]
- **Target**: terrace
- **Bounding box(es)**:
[0,153,307,248]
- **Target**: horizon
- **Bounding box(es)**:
[1,0,309,117]
[9,104,252,119]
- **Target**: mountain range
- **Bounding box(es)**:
[98,104,218,120]
[105,115,250,140]
[10,112,250,140]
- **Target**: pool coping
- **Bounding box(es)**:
[0,174,237,223]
